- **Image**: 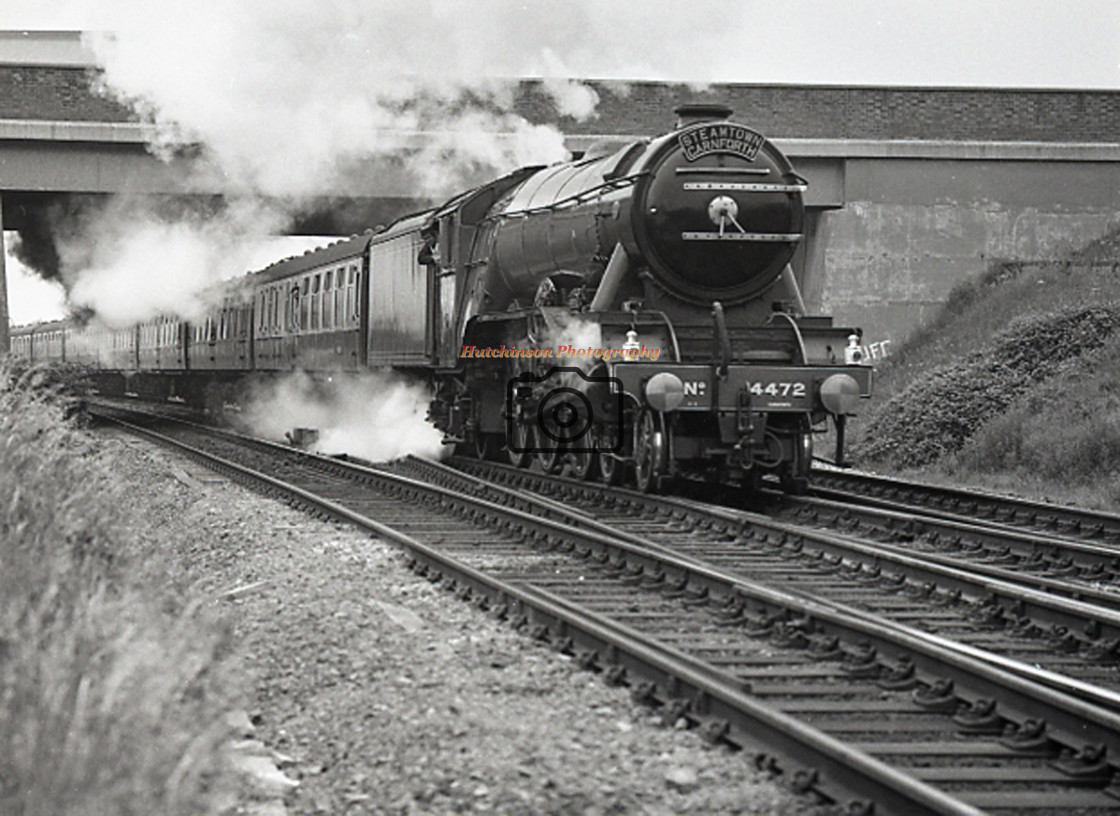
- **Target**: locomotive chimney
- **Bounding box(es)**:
[674,103,733,129]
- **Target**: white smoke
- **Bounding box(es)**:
[80,0,614,199]
[78,1,756,198]
[237,371,445,462]
[58,198,290,327]
[60,0,752,327]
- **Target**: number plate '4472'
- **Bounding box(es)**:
[748,381,807,399]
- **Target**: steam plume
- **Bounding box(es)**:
[236,371,445,463]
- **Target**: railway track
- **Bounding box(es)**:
[92,403,1120,814]
[810,467,1120,549]
[436,456,1120,701]
[774,492,1120,603]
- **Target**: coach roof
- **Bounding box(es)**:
[249,233,374,286]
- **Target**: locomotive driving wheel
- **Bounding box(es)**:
[569,427,600,481]
[536,432,565,473]
[633,408,667,494]
[597,423,626,485]
[779,428,812,494]
[507,421,534,468]
[474,431,502,461]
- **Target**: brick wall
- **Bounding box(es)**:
[0,66,133,122]
[4,63,1119,144]
[516,80,1120,143]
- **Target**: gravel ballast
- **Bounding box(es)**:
[103,428,816,816]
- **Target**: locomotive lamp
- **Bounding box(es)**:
[621,330,642,360]
[844,334,864,365]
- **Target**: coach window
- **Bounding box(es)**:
[331,270,340,328]
[352,269,362,325]
[331,270,340,326]
[312,274,322,331]
[344,268,353,325]
[333,268,342,326]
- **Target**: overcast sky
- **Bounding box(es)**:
[3,0,1118,88]
[4,0,1120,325]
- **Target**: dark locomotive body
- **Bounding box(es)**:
[429,104,871,491]
[11,104,871,492]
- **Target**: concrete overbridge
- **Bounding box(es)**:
[4,30,1120,354]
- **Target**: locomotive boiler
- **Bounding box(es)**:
[427,103,872,492]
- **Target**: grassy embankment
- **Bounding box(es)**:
[848,231,1120,511]
[0,361,240,815]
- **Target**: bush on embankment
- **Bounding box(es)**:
[0,361,240,815]
[856,304,1120,472]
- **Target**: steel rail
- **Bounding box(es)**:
[781,493,1120,598]
[811,467,1120,545]
[92,410,984,816]
[444,455,1120,666]
[93,409,1120,766]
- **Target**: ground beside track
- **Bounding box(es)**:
[101,428,815,816]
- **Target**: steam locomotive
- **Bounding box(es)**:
[11,103,872,493]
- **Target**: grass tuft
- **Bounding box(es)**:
[0,360,241,815]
